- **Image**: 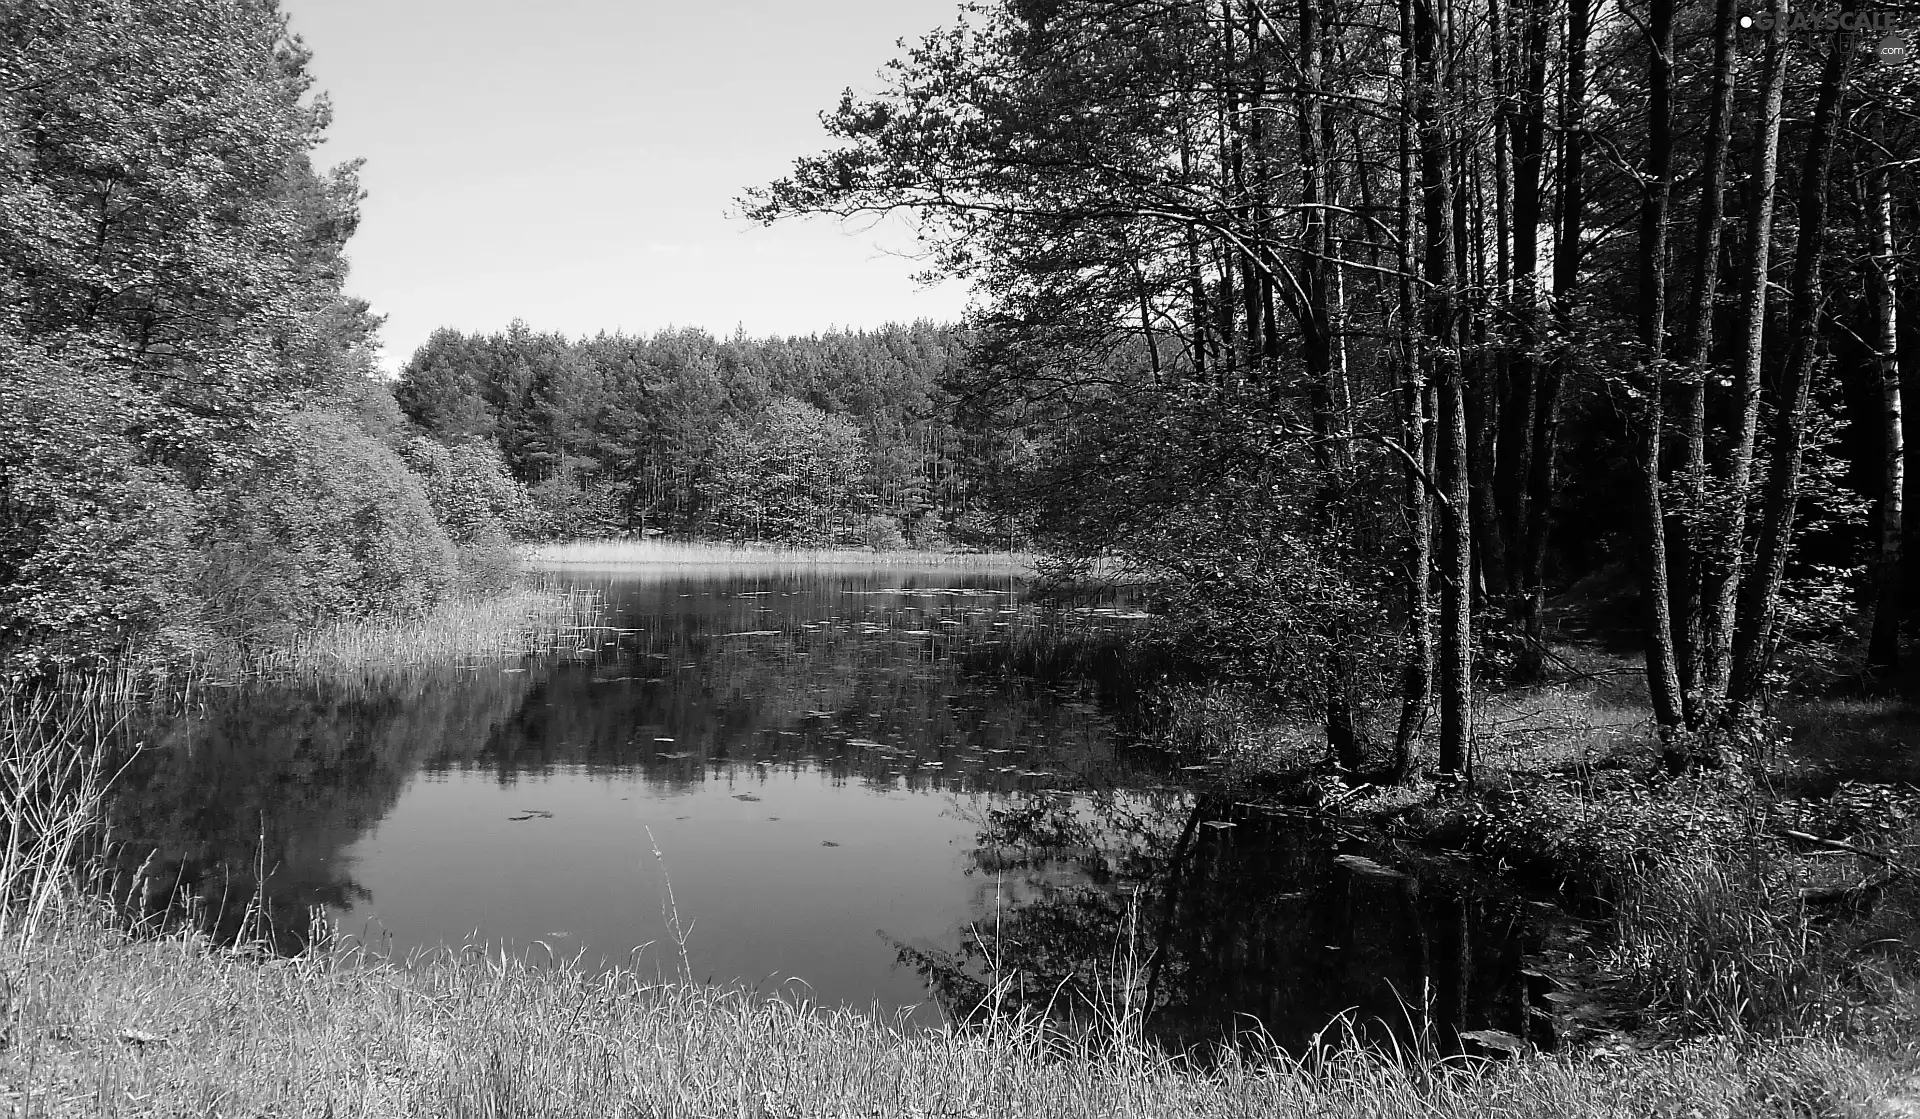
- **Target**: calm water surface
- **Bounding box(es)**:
[109,566,1550,1050]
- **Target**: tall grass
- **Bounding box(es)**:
[531,536,1032,569]
[0,680,114,950]
[201,583,608,679]
[2,917,1910,1117]
[1609,854,1834,1036]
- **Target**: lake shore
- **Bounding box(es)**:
[5,909,1915,1118]
[527,537,1034,569]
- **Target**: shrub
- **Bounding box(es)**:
[860,513,907,550]
[401,437,536,545]
[198,411,457,643]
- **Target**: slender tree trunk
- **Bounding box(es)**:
[1467,53,1506,601]
[1727,2,1860,718]
[1494,0,1542,594]
[1392,0,1434,778]
[1634,0,1687,751]
[1867,126,1904,679]
[1417,0,1470,779]
[1518,0,1587,672]
[1701,0,1788,704]
[1288,0,1362,771]
[1669,0,1739,723]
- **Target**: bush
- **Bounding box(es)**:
[399,436,541,591]
[454,527,520,596]
[198,411,457,643]
[859,514,907,550]
[401,437,536,545]
[0,345,202,663]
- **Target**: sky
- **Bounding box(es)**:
[280,0,976,372]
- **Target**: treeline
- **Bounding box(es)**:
[0,0,536,667]
[393,322,1025,547]
[751,0,1917,771]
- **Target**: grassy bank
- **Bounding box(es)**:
[188,582,607,680]
[2,911,1915,1118]
[1154,645,1920,1047]
[529,537,1032,569]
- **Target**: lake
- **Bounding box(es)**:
[107,566,1551,1053]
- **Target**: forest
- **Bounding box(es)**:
[390,321,1022,548]
[747,0,1918,774]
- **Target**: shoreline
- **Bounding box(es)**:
[526,538,1035,570]
[6,910,1914,1117]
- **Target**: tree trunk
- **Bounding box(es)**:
[1701,0,1788,704]
[1670,0,1739,722]
[1496,0,1547,594]
[1634,0,1687,752]
[1391,0,1433,779]
[1867,123,1904,679]
[1416,0,1470,779]
[1517,0,1587,675]
[1727,1,1860,718]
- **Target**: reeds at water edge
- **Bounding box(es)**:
[0,677,114,949]
[204,582,609,680]
[529,537,1033,569]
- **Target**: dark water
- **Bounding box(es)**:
[107,566,1550,1051]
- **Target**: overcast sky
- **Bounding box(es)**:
[281,0,975,371]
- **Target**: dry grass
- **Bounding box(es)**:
[1,912,1913,1119]
[205,585,608,679]
[529,537,1032,570]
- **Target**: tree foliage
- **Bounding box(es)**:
[750,0,1919,771]
[698,397,870,544]
[0,0,529,666]
[393,321,1020,546]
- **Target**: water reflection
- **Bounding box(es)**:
[104,566,1549,1051]
[905,792,1549,1054]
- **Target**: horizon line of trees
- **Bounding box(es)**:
[391,320,1032,549]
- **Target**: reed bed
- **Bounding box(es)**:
[530,537,1033,569]
[221,584,608,678]
[1,915,1910,1118]
[0,681,114,951]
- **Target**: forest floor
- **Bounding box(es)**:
[2,910,1918,1118]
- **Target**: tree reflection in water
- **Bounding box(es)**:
[105,667,536,954]
[903,790,1553,1057]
